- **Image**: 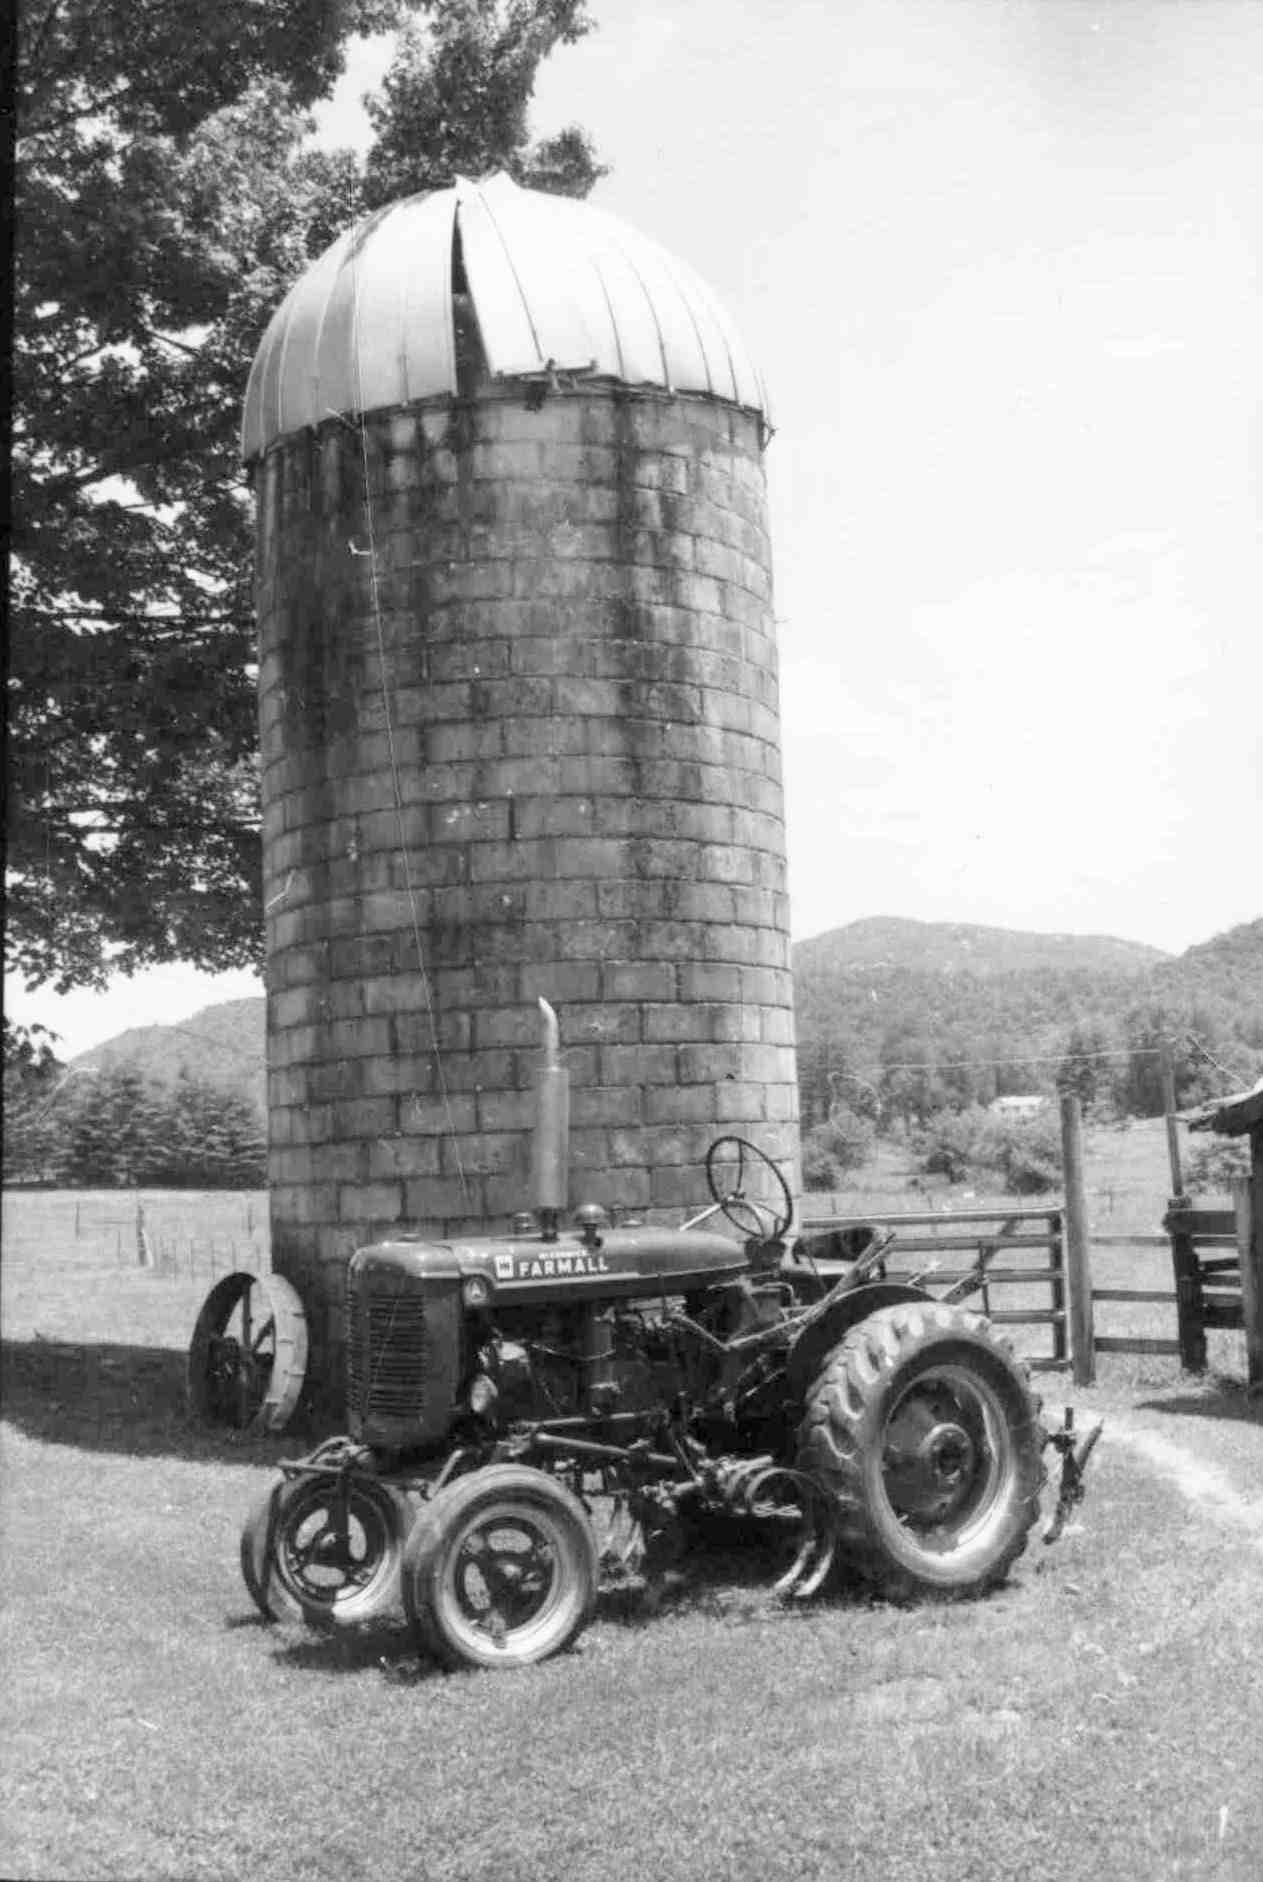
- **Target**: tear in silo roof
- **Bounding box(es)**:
[241,171,769,461]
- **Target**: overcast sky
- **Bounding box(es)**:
[11,0,1261,1056]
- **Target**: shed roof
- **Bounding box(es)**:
[1184,1078,1263,1138]
[241,172,769,461]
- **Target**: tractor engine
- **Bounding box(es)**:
[342,1218,784,1454]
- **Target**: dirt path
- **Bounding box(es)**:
[1046,1383,1263,1554]
[1102,1410,1263,1552]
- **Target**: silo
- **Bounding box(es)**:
[242,173,797,1404]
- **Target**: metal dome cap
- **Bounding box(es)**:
[241,171,769,461]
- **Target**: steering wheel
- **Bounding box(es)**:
[704,1136,794,1241]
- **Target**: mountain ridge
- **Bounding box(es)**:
[795,916,1170,978]
[65,918,1261,1120]
[74,998,265,1113]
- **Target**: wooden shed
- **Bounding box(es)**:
[1186,1078,1263,1390]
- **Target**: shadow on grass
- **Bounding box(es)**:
[1,1337,312,1466]
[261,1617,443,1683]
[252,1518,872,1682]
[1136,1380,1263,1425]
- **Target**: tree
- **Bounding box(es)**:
[362,0,601,207]
[992,1114,1061,1196]
[154,1070,267,1187]
[913,1107,991,1186]
[913,1104,1062,1195]
[2,1020,68,1184]
[1056,1017,1118,1114]
[800,1104,876,1192]
[8,0,600,994]
[880,1031,949,1129]
[60,1064,173,1186]
[7,1059,270,1189]
[1185,1136,1251,1198]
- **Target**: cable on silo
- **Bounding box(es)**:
[346,189,470,1208]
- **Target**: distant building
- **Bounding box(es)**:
[989,1095,1048,1120]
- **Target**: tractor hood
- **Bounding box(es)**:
[350,1222,748,1302]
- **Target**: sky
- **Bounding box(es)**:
[9,0,1261,1058]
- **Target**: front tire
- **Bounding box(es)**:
[403,1465,599,1671]
[240,1472,409,1626]
[798,1303,1043,1599]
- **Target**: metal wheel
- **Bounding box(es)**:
[704,1135,794,1239]
[241,1470,408,1626]
[188,1271,307,1433]
[880,1363,1015,1536]
[798,1302,1044,1598]
[403,1465,598,1671]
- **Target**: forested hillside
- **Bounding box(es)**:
[75,1000,264,1113]
[5,918,1259,1190]
[795,917,1263,1129]
[794,916,1167,979]
[3,1002,265,1188]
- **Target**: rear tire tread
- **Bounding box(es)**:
[798,1302,1045,1600]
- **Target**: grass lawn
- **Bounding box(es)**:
[3,1174,1262,1881]
[3,1421,1261,1882]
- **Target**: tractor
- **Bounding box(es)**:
[239,1002,1098,1671]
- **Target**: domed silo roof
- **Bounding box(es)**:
[241,171,769,461]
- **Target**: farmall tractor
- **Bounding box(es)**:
[238,1003,1098,1671]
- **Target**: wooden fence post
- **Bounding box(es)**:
[1165,1201,1207,1374]
[1060,1091,1095,1386]
[135,1196,153,1269]
[1235,1163,1263,1395]
[1160,1043,1186,1199]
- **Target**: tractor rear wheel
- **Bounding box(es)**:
[403,1465,599,1671]
[798,1302,1043,1599]
[240,1472,409,1626]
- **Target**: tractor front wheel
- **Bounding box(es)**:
[403,1465,599,1671]
[240,1471,409,1627]
[798,1302,1043,1599]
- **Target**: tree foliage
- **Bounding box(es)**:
[800,1104,876,1192]
[3,1019,69,1184]
[2,1054,267,1189]
[1185,1136,1252,1198]
[912,1105,1062,1197]
[9,0,600,992]
[794,920,1263,1134]
[362,0,601,206]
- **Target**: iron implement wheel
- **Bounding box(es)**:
[188,1271,307,1433]
[798,1302,1044,1598]
[240,1469,409,1626]
[403,1465,599,1671]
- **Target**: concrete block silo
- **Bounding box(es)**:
[242,173,797,1400]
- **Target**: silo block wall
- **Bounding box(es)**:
[255,391,797,1403]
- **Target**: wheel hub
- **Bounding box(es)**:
[310,1527,360,1571]
[456,1523,557,1640]
[919,1420,975,1490]
[884,1392,983,1523]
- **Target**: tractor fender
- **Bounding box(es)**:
[786,1281,933,1404]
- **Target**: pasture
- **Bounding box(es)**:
[2,1140,1262,1882]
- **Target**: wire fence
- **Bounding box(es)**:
[2,1187,271,1285]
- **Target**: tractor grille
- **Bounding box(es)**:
[346,1282,431,1429]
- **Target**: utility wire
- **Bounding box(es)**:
[1184,1031,1256,1090]
[816,1044,1169,1075]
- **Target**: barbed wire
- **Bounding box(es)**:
[1183,1032,1255,1088]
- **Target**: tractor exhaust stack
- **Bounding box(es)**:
[532,998,570,1238]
